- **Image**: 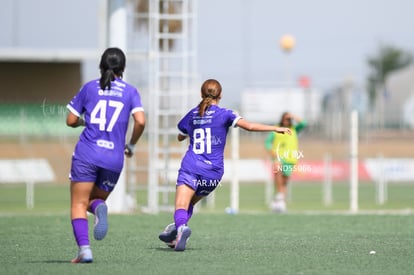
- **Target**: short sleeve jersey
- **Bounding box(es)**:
[177,105,241,178]
[67,78,144,172]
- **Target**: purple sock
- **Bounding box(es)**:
[89,199,105,214]
[71,218,89,247]
[174,208,188,229]
[187,204,194,220]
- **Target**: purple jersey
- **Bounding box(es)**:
[178,105,241,178]
[67,78,144,172]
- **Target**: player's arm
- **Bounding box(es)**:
[66,111,85,128]
[289,113,301,122]
[289,113,307,132]
[66,86,87,128]
[236,118,291,135]
[176,117,188,142]
[125,111,145,157]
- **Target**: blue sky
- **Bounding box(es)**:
[1,0,413,108]
[197,0,414,107]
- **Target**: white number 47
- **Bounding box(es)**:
[90,99,124,132]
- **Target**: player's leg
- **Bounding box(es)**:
[281,162,293,199]
[159,170,197,248]
[89,186,110,241]
[158,194,201,247]
[70,157,104,263]
[275,169,286,197]
[188,194,203,219]
[276,162,294,212]
[173,175,220,251]
[174,184,195,251]
[272,161,284,195]
[190,195,204,205]
[70,181,95,263]
[271,162,288,213]
[174,183,195,219]
[89,168,120,241]
[277,170,287,195]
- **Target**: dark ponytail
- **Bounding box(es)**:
[100,69,115,91]
[99,47,126,90]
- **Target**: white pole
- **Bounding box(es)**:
[206,191,216,209]
[265,171,273,206]
[230,126,240,213]
[106,0,129,213]
[146,1,160,214]
[323,153,332,206]
[106,169,129,213]
[349,110,359,213]
[376,155,386,205]
[26,181,34,209]
[107,0,127,49]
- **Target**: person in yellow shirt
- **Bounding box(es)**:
[264,112,307,213]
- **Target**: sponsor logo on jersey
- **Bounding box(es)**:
[98,89,123,97]
[97,139,115,149]
[103,180,116,188]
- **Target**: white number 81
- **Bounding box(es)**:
[193,128,212,154]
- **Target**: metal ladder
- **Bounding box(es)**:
[141,0,198,213]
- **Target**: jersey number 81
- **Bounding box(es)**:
[193,128,212,154]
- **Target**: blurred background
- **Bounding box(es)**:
[0,0,413,214]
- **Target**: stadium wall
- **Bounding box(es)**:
[0,61,81,103]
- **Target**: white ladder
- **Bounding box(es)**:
[144,0,198,213]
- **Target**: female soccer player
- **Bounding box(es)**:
[158,79,291,251]
[66,47,145,263]
[264,112,307,213]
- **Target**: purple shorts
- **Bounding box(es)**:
[70,157,120,192]
[177,170,222,196]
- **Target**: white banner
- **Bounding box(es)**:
[365,158,414,182]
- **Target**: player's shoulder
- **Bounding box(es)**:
[212,105,238,115]
[113,79,138,92]
[75,79,99,97]
[187,106,199,117]
[179,107,197,121]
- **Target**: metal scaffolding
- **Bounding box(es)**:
[128,0,199,213]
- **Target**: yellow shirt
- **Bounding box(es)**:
[273,127,298,164]
[265,121,307,164]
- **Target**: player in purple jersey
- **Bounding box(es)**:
[66,48,145,263]
[159,79,291,251]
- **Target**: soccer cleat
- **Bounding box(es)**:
[94,203,108,240]
[71,246,93,263]
[271,198,287,213]
[174,225,191,252]
[159,223,177,246]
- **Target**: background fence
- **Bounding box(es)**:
[1,103,413,214]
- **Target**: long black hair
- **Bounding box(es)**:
[99,47,126,90]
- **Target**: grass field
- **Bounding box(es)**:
[1,183,414,274]
[1,182,413,214]
[1,213,414,275]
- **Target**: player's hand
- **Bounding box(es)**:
[124,143,135,158]
[276,127,292,135]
